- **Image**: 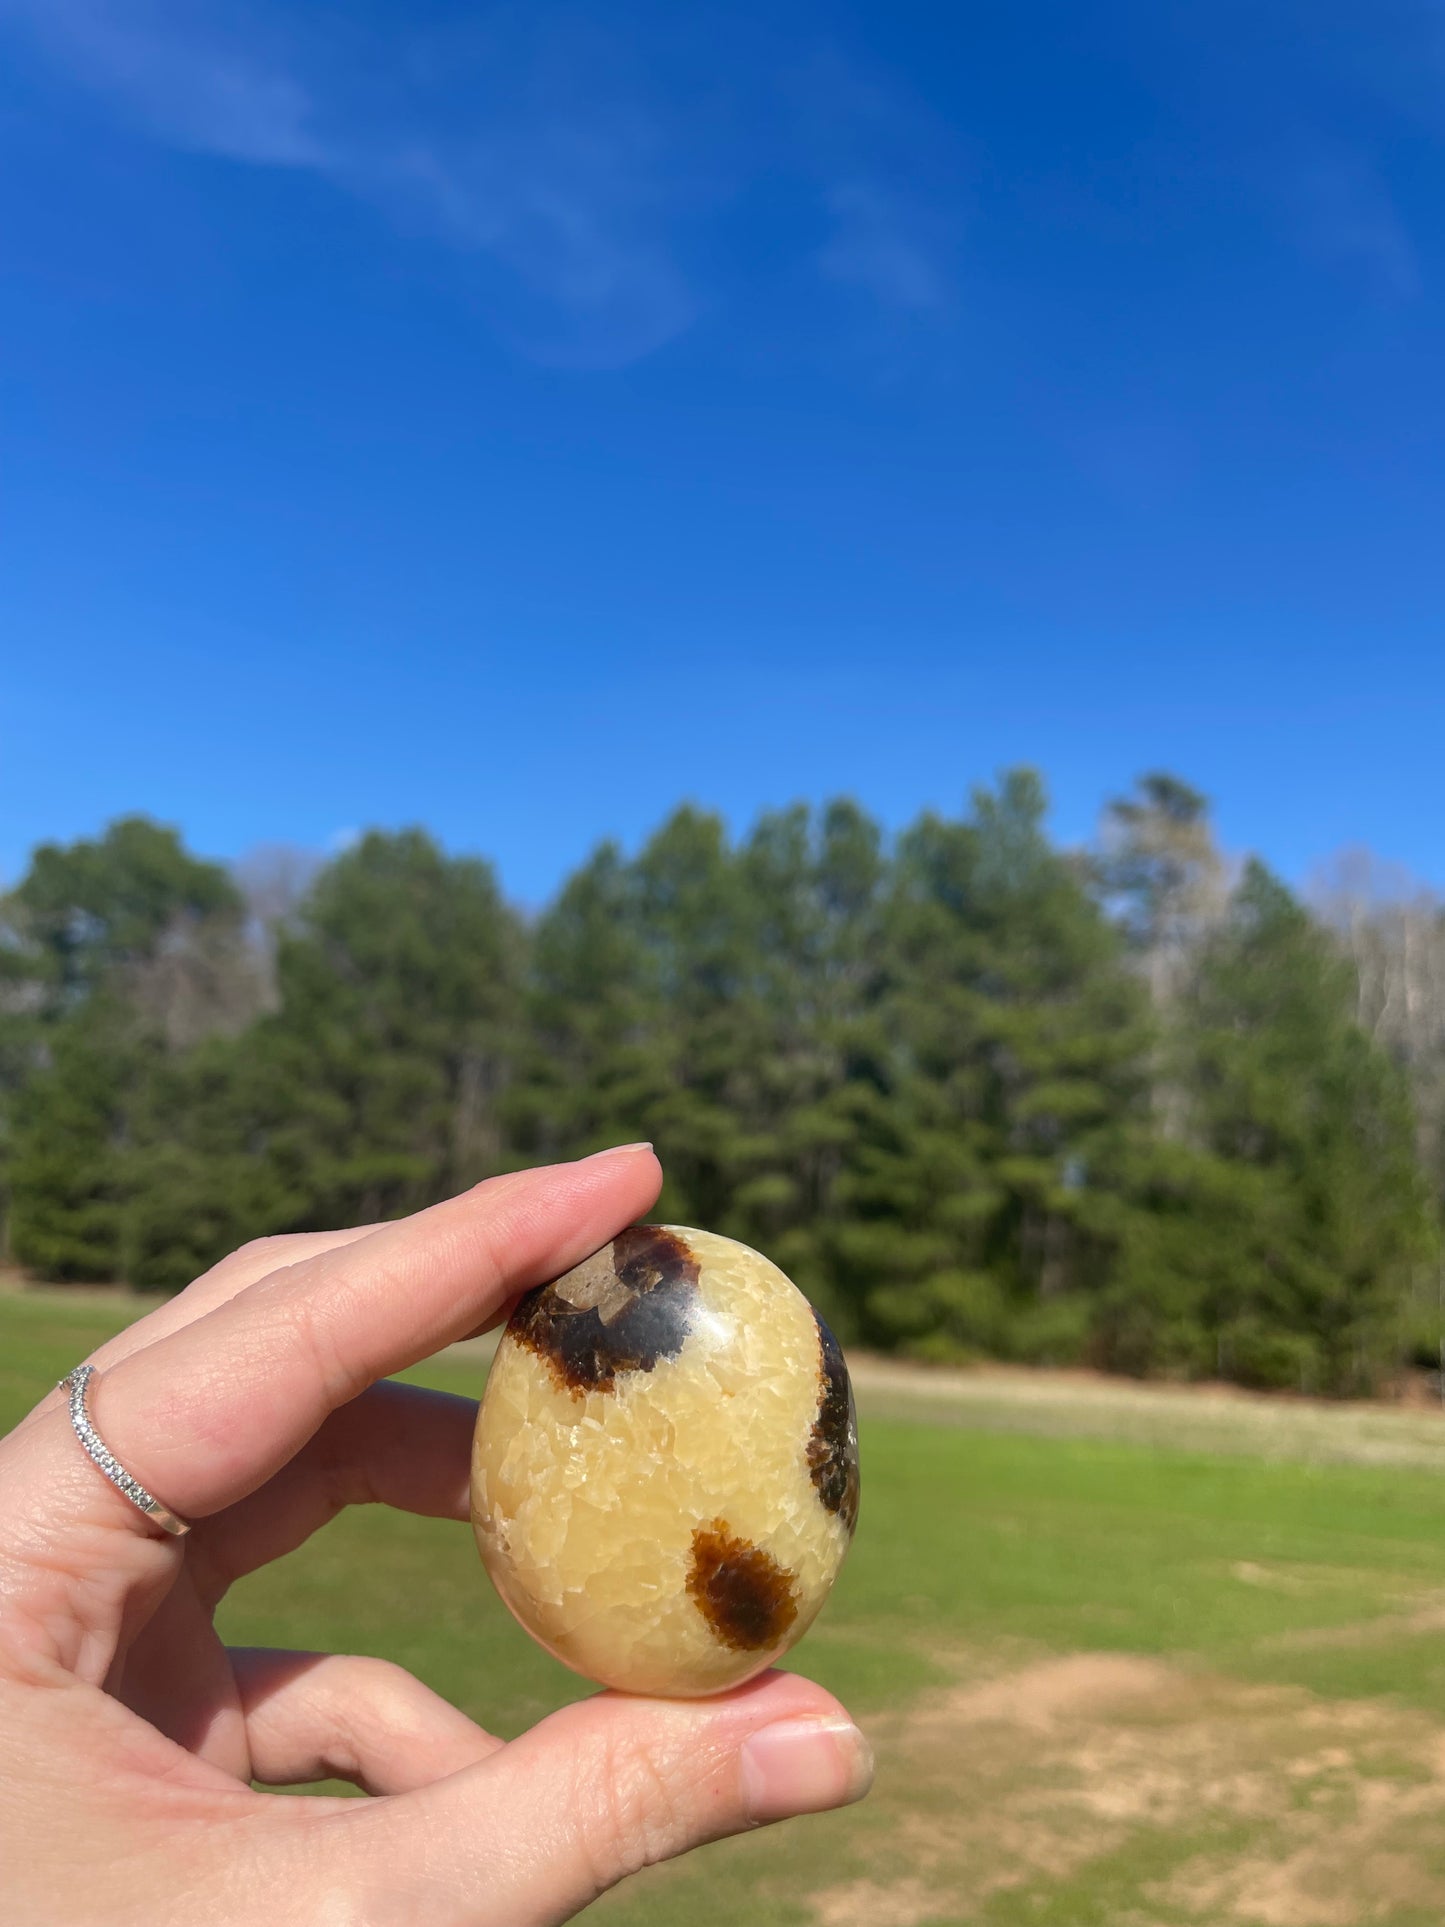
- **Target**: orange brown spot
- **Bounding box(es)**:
[687,1520,799,1652]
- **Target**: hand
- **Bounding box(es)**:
[0,1149,872,1925]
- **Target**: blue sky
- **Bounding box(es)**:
[2,0,1443,906]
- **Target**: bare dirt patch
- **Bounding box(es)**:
[1259,1588,1445,1656]
[814,1651,1445,1926]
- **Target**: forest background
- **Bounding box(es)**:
[4,769,1442,1400]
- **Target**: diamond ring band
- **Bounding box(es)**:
[58,1364,192,1538]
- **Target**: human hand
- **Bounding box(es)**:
[0,1148,872,1925]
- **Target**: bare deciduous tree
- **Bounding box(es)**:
[1310,847,1445,1190]
[1098,773,1230,1137]
[231,844,324,1009]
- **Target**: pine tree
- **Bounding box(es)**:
[4,819,248,1280]
[507,802,887,1334]
[726,800,887,1330]
[845,771,1150,1360]
[118,1031,310,1293]
[14,815,242,1009]
[1100,862,1431,1391]
[507,840,670,1167]
[2,798,1435,1389]
[1100,773,1227,992]
[7,997,143,1279]
[594,806,759,1229]
[251,829,526,1228]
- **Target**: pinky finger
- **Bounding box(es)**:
[232,1648,503,1796]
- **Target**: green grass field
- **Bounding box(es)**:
[11,1290,1445,1925]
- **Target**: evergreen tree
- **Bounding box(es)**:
[14,815,243,1011]
[3,820,247,1280]
[508,839,671,1168]
[845,771,1150,1360]
[508,802,887,1332]
[726,801,886,1328]
[1,797,1435,1396]
[511,805,768,1227]
[251,829,526,1228]
[1100,862,1431,1391]
[1099,772,1228,1146]
[7,997,143,1279]
[119,1033,305,1293]
[1100,773,1227,987]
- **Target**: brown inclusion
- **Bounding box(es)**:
[806,1311,860,1534]
[510,1224,699,1396]
[687,1521,799,1652]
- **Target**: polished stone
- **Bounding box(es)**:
[471,1225,859,1697]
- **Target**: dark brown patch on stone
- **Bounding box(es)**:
[807,1311,860,1534]
[509,1223,699,1396]
[687,1520,799,1652]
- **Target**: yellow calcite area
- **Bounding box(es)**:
[471,1226,856,1697]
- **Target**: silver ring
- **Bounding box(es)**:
[59,1364,191,1538]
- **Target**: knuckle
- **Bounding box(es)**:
[321,1652,396,1707]
[287,1277,372,1405]
[348,1655,415,1712]
[293,1656,408,1782]
[330,1656,425,1745]
[232,1233,296,1271]
[219,1231,328,1292]
[576,1726,688,1888]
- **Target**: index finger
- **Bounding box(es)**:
[7,1147,659,1562]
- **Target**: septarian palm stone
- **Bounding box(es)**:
[471,1225,860,1697]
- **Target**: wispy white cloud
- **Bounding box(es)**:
[819,179,956,312]
[0,0,321,165]
[0,0,962,367]
[1274,141,1419,300]
[793,42,967,333]
[357,117,699,367]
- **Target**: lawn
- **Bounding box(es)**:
[10,1289,1445,1924]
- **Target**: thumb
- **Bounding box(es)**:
[322,1671,872,1927]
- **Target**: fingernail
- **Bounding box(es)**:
[584,1142,654,1160]
[740,1717,874,1825]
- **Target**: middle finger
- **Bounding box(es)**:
[188,1380,478,1607]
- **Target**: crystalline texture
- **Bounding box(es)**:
[470,1225,859,1698]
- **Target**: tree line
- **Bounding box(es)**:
[2,772,1441,1397]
